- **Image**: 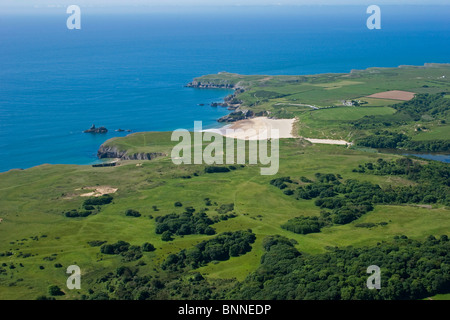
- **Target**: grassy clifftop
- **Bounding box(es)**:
[192,64,450,112]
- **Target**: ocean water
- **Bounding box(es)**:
[0,5,449,172]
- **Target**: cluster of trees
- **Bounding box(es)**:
[270,177,292,190]
[64,209,92,218]
[83,265,235,300]
[398,140,450,153]
[100,240,155,262]
[355,131,409,149]
[80,234,449,300]
[351,113,410,130]
[353,93,449,151]
[64,194,114,218]
[155,211,216,239]
[356,134,449,152]
[275,169,449,234]
[353,158,449,187]
[155,202,238,241]
[233,234,450,300]
[391,92,449,121]
[161,230,256,271]
[281,216,325,234]
[83,194,113,206]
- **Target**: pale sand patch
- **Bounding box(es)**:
[75,186,118,197]
[303,138,351,145]
[204,117,296,140]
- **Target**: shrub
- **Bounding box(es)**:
[83,194,113,206]
[161,231,174,242]
[161,230,256,270]
[48,285,64,296]
[205,166,230,173]
[155,212,215,236]
[217,203,234,214]
[64,209,92,218]
[100,241,130,255]
[125,209,141,217]
[281,216,325,234]
[270,177,292,190]
[141,242,156,252]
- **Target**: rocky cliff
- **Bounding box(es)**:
[97,145,167,160]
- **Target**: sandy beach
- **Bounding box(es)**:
[204,117,296,140]
[204,117,351,145]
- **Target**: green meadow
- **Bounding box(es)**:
[0,134,448,299]
[197,64,450,109]
[0,64,448,300]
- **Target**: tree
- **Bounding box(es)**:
[48,285,64,296]
[204,226,215,235]
[141,242,156,252]
[125,209,141,217]
[161,231,173,242]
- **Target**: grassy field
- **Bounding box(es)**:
[411,125,450,141]
[1,64,448,300]
[194,64,450,109]
[0,133,448,299]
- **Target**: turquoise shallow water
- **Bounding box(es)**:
[0,5,449,171]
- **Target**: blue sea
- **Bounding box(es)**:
[0,5,449,172]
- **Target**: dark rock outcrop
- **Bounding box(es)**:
[84,124,108,134]
[217,110,271,123]
[92,162,116,167]
[97,145,166,161]
[217,110,254,123]
[210,102,229,107]
[186,81,236,89]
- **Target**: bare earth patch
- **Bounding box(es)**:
[366,90,416,101]
[75,186,118,197]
